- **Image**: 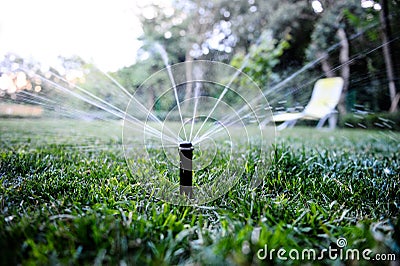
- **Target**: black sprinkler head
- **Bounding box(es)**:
[179,142,194,197]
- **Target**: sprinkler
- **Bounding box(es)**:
[179,142,194,197]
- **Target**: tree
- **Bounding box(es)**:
[379,0,398,112]
[230,30,290,90]
[136,0,223,110]
[306,0,400,114]
[128,0,399,115]
[305,0,366,115]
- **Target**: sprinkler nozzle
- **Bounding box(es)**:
[179,142,194,197]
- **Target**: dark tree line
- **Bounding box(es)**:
[119,0,399,113]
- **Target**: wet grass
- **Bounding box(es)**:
[0,119,399,265]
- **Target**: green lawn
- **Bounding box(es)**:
[0,119,399,265]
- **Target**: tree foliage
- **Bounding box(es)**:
[231,31,290,90]
[118,0,400,113]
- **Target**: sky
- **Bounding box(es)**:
[0,0,144,72]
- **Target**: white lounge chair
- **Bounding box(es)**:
[271,77,344,130]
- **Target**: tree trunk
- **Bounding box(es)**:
[390,92,400,112]
[317,51,334,78]
[336,27,350,115]
[380,0,398,112]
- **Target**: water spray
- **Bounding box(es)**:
[123,60,273,205]
[179,142,194,197]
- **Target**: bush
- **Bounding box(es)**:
[338,111,400,131]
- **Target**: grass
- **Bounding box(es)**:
[0,119,399,265]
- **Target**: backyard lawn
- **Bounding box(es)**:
[0,119,399,265]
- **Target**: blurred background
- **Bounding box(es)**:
[0,0,399,130]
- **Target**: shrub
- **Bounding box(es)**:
[338,111,400,131]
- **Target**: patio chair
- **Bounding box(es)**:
[271,77,344,130]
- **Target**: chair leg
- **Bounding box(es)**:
[328,113,338,130]
[277,119,297,131]
[277,121,289,131]
[316,116,328,128]
[316,113,337,129]
[288,120,297,128]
